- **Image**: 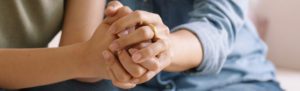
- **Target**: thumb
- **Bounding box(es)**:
[105,1,123,17]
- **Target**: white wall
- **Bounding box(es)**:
[259,0,300,70]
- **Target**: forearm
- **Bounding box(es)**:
[0,44,84,89]
[164,30,203,72]
[60,0,105,46]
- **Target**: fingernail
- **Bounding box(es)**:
[132,53,142,62]
[110,5,116,10]
[109,41,119,51]
[102,51,110,59]
[128,49,135,54]
[117,30,129,37]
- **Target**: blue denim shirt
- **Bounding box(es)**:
[21,0,277,91]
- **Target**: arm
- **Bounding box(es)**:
[164,30,203,72]
[0,22,113,89]
[60,0,105,46]
[59,0,106,82]
[105,0,247,74]
[0,0,108,88]
[0,21,111,88]
[165,0,248,74]
[0,44,83,89]
[100,0,247,88]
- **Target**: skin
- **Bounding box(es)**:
[59,0,105,83]
[0,0,111,89]
[102,1,204,89]
[0,0,203,90]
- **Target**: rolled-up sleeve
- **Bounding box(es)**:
[172,0,248,75]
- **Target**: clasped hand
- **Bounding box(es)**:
[101,1,172,89]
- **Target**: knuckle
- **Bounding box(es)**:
[143,74,152,82]
[118,74,131,82]
[134,10,145,20]
[152,13,163,23]
[120,6,132,14]
[161,25,170,33]
[152,13,161,19]
[109,0,120,5]
[131,68,145,77]
[114,39,124,47]
[146,59,160,71]
[107,1,116,6]
[142,48,154,57]
[152,60,160,71]
[156,25,170,36]
[139,27,154,39]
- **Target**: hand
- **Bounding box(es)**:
[74,0,127,82]
[104,1,147,88]
[102,1,172,88]
[75,1,134,83]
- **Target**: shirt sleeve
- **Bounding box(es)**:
[172,0,249,75]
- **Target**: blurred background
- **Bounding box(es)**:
[48,0,300,91]
[249,0,300,91]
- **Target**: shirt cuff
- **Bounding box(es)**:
[171,21,228,75]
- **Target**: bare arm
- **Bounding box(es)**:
[0,23,113,89]
[164,30,203,72]
[0,44,83,89]
[60,0,105,46]
[0,0,107,89]
[59,0,106,83]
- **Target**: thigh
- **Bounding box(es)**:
[20,80,119,91]
[210,81,283,91]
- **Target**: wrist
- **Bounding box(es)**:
[70,23,114,81]
[163,30,203,72]
[62,42,91,79]
[73,29,113,80]
[163,33,177,72]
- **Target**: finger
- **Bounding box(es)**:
[128,48,139,55]
[102,50,115,66]
[132,51,171,84]
[112,80,136,89]
[129,43,160,71]
[140,57,160,71]
[134,41,151,49]
[128,42,151,55]
[132,39,168,63]
[109,26,154,51]
[110,56,132,82]
[109,10,163,34]
[108,68,136,89]
[104,6,133,25]
[105,0,123,16]
[157,51,172,69]
[103,50,131,82]
[132,71,157,84]
[117,27,135,37]
[118,50,147,78]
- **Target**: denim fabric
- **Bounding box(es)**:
[9,0,283,91]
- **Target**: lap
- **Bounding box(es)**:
[209,81,283,91]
